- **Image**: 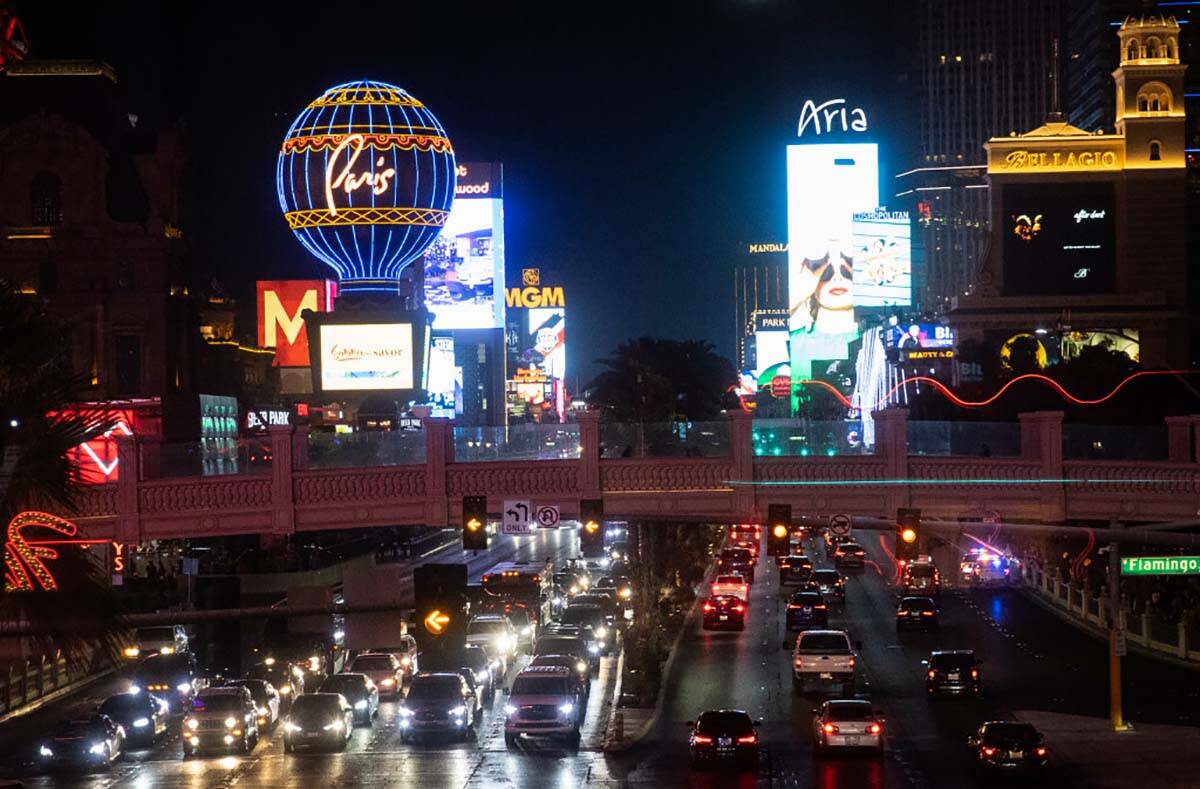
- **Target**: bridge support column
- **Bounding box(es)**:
[114,435,141,545]
[1165,415,1200,463]
[727,410,755,521]
[291,424,309,471]
[577,410,601,501]
[1019,411,1065,521]
[269,426,296,536]
[873,407,909,513]
[423,418,452,526]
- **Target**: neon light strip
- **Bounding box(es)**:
[727,478,1183,487]
[281,132,453,156]
[794,370,1193,411]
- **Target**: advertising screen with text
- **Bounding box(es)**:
[318,323,415,391]
[1001,183,1115,296]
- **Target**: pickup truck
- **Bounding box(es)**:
[789,629,858,692]
[710,574,750,601]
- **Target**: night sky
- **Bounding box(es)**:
[20,0,906,383]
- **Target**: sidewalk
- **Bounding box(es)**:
[1018,709,1200,789]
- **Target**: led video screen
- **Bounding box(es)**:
[317,323,415,391]
[423,194,505,329]
[1001,183,1115,296]
[851,210,911,307]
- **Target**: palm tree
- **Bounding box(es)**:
[0,282,126,664]
[587,337,735,422]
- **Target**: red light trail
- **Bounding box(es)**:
[795,370,1193,410]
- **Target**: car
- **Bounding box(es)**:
[571,592,621,629]
[732,539,760,564]
[785,590,829,631]
[901,558,940,597]
[925,650,982,696]
[779,555,814,585]
[687,709,759,769]
[561,603,616,653]
[702,595,747,630]
[246,658,304,705]
[318,673,379,724]
[961,549,1015,588]
[812,699,884,755]
[791,629,858,692]
[896,596,939,630]
[463,645,500,702]
[833,541,865,568]
[504,666,581,747]
[718,548,756,583]
[553,569,586,597]
[130,652,206,712]
[730,523,761,543]
[710,573,750,601]
[528,653,590,700]
[824,532,851,552]
[38,716,125,770]
[505,606,536,650]
[121,625,189,660]
[282,693,353,753]
[466,614,519,671]
[539,624,602,668]
[968,721,1048,774]
[399,672,478,742]
[348,652,405,699]
[181,686,260,757]
[221,679,281,730]
[535,633,594,672]
[594,574,634,617]
[811,568,846,600]
[99,691,169,746]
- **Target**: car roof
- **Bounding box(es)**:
[354,651,394,658]
[931,649,975,657]
[413,672,463,681]
[798,629,848,637]
[900,596,936,604]
[517,665,572,677]
[199,687,246,698]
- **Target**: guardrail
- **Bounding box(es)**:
[0,648,106,718]
[1017,561,1200,665]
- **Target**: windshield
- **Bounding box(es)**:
[696,711,753,734]
[192,694,243,712]
[840,543,862,552]
[135,627,176,642]
[320,676,364,696]
[406,678,460,701]
[791,593,823,605]
[982,723,1038,744]
[797,634,850,653]
[561,607,603,625]
[535,638,584,657]
[51,720,102,737]
[721,549,752,562]
[826,702,873,720]
[930,653,975,670]
[511,676,570,696]
[99,695,143,716]
[715,575,745,585]
[291,695,340,720]
[813,570,839,582]
[136,655,190,680]
[467,619,507,635]
[350,656,394,672]
[226,682,268,703]
[901,597,935,610]
[908,565,936,578]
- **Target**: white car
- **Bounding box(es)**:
[503,666,580,747]
[466,615,518,670]
[710,574,749,601]
[812,699,884,755]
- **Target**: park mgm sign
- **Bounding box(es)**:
[504,268,565,309]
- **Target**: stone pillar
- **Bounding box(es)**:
[576,410,601,501]
[114,435,141,546]
[139,436,162,480]
[1165,415,1200,463]
[268,426,295,536]
[872,408,909,510]
[291,424,310,471]
[727,409,755,521]
[1019,411,1065,521]
[423,418,451,526]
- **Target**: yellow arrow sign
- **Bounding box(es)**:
[423,609,452,635]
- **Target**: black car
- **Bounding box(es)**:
[926,650,982,696]
[130,652,205,712]
[318,673,379,724]
[282,693,353,753]
[833,541,866,568]
[38,716,125,771]
[687,709,760,769]
[812,569,846,600]
[702,595,746,631]
[896,596,939,630]
[537,631,598,671]
[398,672,477,742]
[968,721,1048,774]
[98,692,169,745]
[718,548,756,583]
[222,679,281,730]
[247,658,304,705]
[560,604,616,654]
[785,591,829,631]
[779,555,814,585]
[462,645,500,701]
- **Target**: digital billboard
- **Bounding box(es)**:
[426,335,462,418]
[317,323,416,391]
[786,142,878,386]
[526,308,565,380]
[886,323,955,350]
[256,280,337,367]
[423,162,505,330]
[1001,183,1115,296]
[850,209,911,307]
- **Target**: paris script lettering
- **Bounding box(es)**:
[324,134,397,216]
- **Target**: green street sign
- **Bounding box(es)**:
[1121,556,1200,576]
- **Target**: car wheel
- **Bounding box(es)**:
[504,734,517,748]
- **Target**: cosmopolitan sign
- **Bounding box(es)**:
[1121,556,1200,576]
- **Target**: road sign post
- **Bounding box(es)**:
[1108,535,1130,732]
[829,513,852,538]
[535,505,561,529]
[503,500,533,535]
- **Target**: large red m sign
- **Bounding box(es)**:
[256,280,336,367]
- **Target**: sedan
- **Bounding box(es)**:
[896,596,939,630]
[282,693,353,753]
[98,692,169,746]
[969,721,1048,774]
[347,652,404,699]
[785,591,828,631]
[688,709,760,769]
[812,699,884,755]
[702,595,746,631]
[318,673,379,724]
[398,673,477,742]
[833,542,865,568]
[38,716,125,771]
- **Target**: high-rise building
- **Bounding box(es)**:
[908,0,1068,308]
[732,246,787,371]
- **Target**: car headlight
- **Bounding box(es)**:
[569,585,579,595]
[504,704,517,716]
[130,684,141,695]
[133,717,150,728]
[333,629,345,641]
[594,626,608,639]
[449,706,466,716]
[398,707,414,717]
[475,670,489,683]
[380,678,396,687]
[89,742,106,755]
[559,703,574,716]
[308,656,321,672]
[264,657,276,666]
[257,706,269,716]
[160,646,175,655]
[354,700,368,710]
[521,625,532,637]
[575,660,587,673]
[123,646,141,658]
[323,720,343,732]
[619,588,632,599]
[495,635,513,651]
[278,684,291,695]
[283,721,300,733]
[176,682,191,693]
[400,656,412,667]
[224,717,238,729]
[39,745,53,758]
[185,718,199,731]
[588,645,600,655]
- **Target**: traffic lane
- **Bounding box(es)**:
[12,651,619,789]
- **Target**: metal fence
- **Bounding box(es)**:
[307,430,427,468]
[0,649,105,717]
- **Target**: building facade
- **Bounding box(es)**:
[732,247,787,372]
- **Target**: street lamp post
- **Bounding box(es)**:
[1107,528,1130,732]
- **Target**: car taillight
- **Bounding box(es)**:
[703,603,713,612]
[787,604,801,610]
[693,734,712,744]
[848,657,855,668]
[927,669,937,680]
[920,611,934,616]
[736,734,757,744]
[868,722,881,735]
[822,723,837,734]
[970,669,979,679]
[733,604,745,612]
[814,605,827,610]
[1035,746,1047,757]
[982,747,997,757]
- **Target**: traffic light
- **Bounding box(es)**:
[896,507,921,565]
[579,499,604,557]
[462,495,488,551]
[413,563,468,654]
[767,503,791,557]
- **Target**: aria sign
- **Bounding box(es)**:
[796,98,868,137]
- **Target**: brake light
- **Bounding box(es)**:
[787,604,801,610]
[970,669,979,679]
[848,657,855,668]
[868,722,881,735]
[822,723,837,734]
[982,747,996,757]
[703,602,713,612]
[1035,746,1047,757]
[693,734,712,744]
[732,604,745,612]
[927,669,937,680]
[736,734,757,744]
[920,611,934,616]
[814,604,827,610]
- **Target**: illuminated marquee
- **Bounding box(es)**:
[505,286,565,309]
[4,512,79,592]
[257,280,336,367]
[747,242,788,254]
[797,98,867,137]
[277,81,456,293]
[1001,150,1119,170]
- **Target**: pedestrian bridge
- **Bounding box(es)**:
[62,410,1200,544]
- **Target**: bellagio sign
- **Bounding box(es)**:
[256,280,337,367]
